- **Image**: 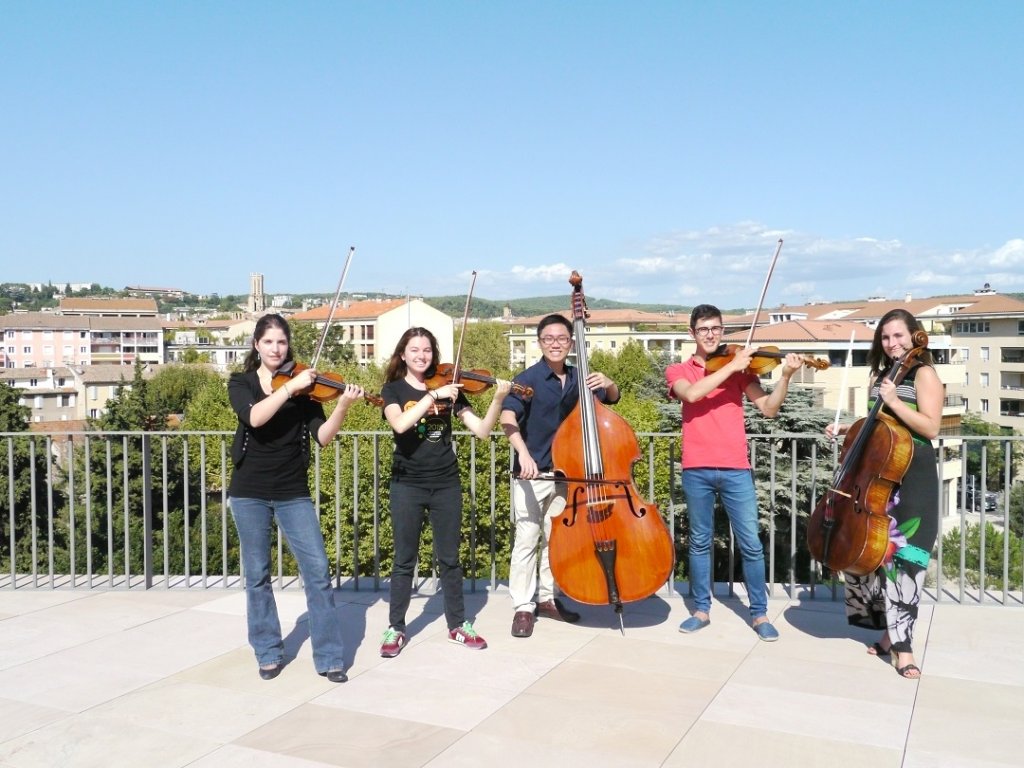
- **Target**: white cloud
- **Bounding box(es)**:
[468,226,1024,306]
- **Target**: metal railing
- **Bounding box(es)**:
[2,429,1022,606]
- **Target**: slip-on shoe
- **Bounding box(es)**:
[753,621,779,642]
[678,615,710,633]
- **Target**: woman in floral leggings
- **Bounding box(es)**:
[825,309,942,679]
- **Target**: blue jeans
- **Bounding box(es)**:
[388,480,465,632]
[230,496,344,673]
[682,468,768,619]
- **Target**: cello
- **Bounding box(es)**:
[548,272,675,626]
[807,330,929,575]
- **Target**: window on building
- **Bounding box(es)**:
[981,347,990,362]
[981,399,989,413]
[4,331,12,339]
[6,346,13,354]
[980,372,989,387]
[1019,320,1024,335]
[22,346,31,354]
[21,330,32,339]
[33,396,42,409]
[43,330,53,339]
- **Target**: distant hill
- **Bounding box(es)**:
[424,294,701,319]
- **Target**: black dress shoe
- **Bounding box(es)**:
[258,664,283,680]
[535,598,581,623]
[322,669,348,683]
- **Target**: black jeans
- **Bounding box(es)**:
[388,479,465,632]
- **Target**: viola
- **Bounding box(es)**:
[806,330,929,575]
[704,344,829,375]
[548,271,674,627]
[426,363,533,399]
[272,360,384,407]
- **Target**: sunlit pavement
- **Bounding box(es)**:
[1,583,1021,767]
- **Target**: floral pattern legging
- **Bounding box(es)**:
[844,441,938,654]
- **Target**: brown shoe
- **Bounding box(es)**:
[511,610,534,638]
[535,598,581,623]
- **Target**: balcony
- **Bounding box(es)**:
[1,576,1020,765]
[1,430,1022,765]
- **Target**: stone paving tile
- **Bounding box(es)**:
[0,587,1020,768]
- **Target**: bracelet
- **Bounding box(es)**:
[283,383,291,398]
[428,390,437,401]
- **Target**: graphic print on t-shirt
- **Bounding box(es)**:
[403,400,447,442]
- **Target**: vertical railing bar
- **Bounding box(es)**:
[85,437,93,589]
[767,439,777,597]
[162,436,170,587]
[141,434,153,590]
[789,438,798,599]
[45,435,55,587]
[979,443,987,603]
[333,439,341,588]
[468,435,477,594]
[105,439,113,587]
[29,438,38,587]
[7,439,16,587]
[67,437,76,589]
[183,436,190,587]
[1002,438,1011,605]
[373,434,381,591]
[200,436,208,589]
[221,438,229,589]
[351,435,360,590]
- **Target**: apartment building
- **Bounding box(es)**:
[289,297,454,366]
[0,363,169,426]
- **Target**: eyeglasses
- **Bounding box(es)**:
[692,325,724,338]
[539,335,572,346]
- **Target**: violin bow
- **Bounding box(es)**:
[449,270,478,397]
[831,330,856,439]
[743,238,784,349]
[310,246,355,370]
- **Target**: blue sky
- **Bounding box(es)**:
[2,1,1022,309]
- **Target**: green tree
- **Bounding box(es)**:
[289,322,354,367]
[0,385,59,573]
[147,364,223,415]
[458,321,514,377]
[942,521,1022,590]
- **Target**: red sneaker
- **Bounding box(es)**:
[448,621,487,650]
[380,627,406,658]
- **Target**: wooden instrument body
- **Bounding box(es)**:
[549,400,675,605]
[807,411,913,575]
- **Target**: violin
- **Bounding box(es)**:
[425,363,533,399]
[704,344,830,375]
[272,360,384,407]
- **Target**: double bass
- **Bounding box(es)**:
[548,272,674,625]
[807,330,929,575]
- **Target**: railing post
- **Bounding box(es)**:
[142,434,153,589]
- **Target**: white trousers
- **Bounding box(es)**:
[509,478,567,612]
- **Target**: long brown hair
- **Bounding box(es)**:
[383,327,441,383]
[867,308,934,377]
[242,314,293,373]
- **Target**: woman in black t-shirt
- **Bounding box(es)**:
[228,314,363,684]
[378,326,510,658]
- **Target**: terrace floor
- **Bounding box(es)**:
[0,583,1022,767]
